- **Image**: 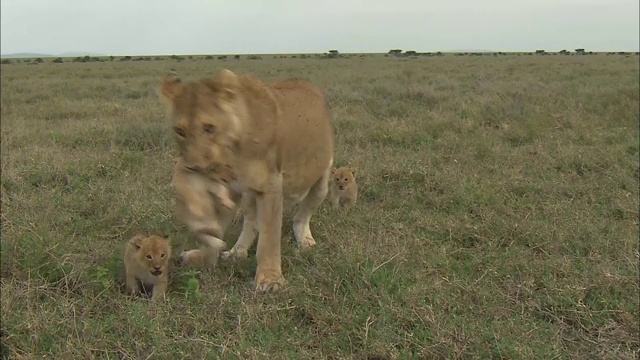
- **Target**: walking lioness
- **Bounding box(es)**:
[160,69,335,292]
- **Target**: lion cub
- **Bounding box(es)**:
[329,167,358,210]
[124,234,171,301]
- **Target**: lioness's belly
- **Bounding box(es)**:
[270,81,335,201]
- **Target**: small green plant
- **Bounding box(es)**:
[183,270,202,301]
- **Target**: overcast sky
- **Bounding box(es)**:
[1,0,638,56]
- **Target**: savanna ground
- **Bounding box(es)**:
[1,53,638,359]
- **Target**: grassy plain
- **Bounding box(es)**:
[1,53,638,359]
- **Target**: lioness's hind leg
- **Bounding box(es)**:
[293,167,330,248]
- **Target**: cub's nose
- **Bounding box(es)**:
[154,266,161,270]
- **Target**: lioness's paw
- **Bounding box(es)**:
[254,271,285,293]
[180,249,209,268]
[221,247,249,261]
[298,236,316,248]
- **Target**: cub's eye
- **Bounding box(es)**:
[146,255,152,260]
[203,124,216,134]
[343,178,348,181]
[160,254,166,259]
[174,127,186,138]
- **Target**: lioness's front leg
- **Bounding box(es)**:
[173,165,230,268]
[254,176,285,292]
[222,192,258,260]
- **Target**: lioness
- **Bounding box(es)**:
[160,69,335,292]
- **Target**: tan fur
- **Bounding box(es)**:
[329,167,358,210]
[160,69,335,292]
[124,234,171,301]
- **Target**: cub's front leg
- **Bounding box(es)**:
[151,279,168,302]
[125,273,139,296]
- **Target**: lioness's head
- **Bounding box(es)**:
[129,235,171,276]
[332,167,357,191]
[160,69,246,172]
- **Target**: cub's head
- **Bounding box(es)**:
[331,167,357,191]
[129,235,171,276]
[159,69,247,172]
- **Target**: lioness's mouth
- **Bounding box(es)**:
[151,270,163,276]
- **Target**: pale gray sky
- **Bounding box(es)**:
[1,0,638,56]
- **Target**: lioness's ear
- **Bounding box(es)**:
[217,69,240,99]
[160,72,182,104]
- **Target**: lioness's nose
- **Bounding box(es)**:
[154,266,161,270]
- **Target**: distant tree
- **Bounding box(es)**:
[234,55,240,60]
[109,55,115,61]
[205,55,214,60]
[120,56,132,61]
[404,50,417,56]
[52,57,63,63]
[248,55,262,60]
[218,55,227,60]
[329,50,339,54]
[388,49,402,56]
[35,57,44,63]
[575,48,585,55]
[535,49,545,55]
[1,59,12,64]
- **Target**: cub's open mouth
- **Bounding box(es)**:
[151,270,163,276]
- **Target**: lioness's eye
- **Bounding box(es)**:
[174,127,186,137]
[146,255,152,260]
[203,124,216,134]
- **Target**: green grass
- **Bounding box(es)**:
[1,54,638,359]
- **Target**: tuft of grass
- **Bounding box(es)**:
[1,54,638,359]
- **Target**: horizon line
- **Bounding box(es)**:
[2,48,639,58]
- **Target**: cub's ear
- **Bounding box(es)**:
[350,168,357,177]
[129,234,146,250]
[160,72,182,104]
[331,167,337,175]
